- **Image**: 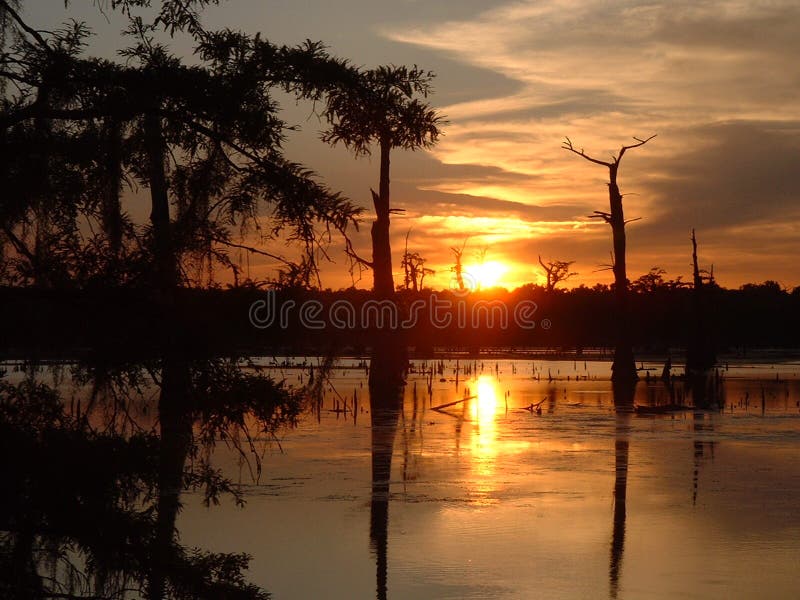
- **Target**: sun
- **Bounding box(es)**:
[463,261,509,290]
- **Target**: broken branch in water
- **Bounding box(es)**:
[431,395,476,411]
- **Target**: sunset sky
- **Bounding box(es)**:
[28,1,800,290]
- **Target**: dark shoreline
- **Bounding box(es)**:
[3,284,799,362]
[4,347,800,366]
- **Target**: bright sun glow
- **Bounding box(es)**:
[470,375,500,489]
[472,376,500,425]
[466,375,532,502]
[463,261,509,290]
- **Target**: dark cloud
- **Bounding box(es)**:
[651,8,800,55]
[399,189,585,221]
[391,152,586,219]
[640,121,800,236]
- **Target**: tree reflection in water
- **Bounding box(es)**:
[687,372,720,507]
[609,380,635,600]
[368,345,407,600]
[0,356,302,599]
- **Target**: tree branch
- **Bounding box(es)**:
[344,238,373,269]
[208,235,296,268]
[564,134,657,166]
[562,136,612,167]
[1,224,36,263]
[0,0,52,52]
[0,69,38,86]
[617,134,657,161]
[588,210,612,224]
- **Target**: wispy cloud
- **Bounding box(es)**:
[377,0,800,287]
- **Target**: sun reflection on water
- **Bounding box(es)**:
[469,376,501,494]
[472,376,500,426]
[465,375,534,503]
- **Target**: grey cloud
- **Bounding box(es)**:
[392,182,586,221]
[650,8,800,54]
[640,121,800,235]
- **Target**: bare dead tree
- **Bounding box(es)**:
[402,230,412,291]
[691,229,702,290]
[538,255,577,292]
[450,238,467,291]
[400,231,433,292]
[686,228,716,375]
[419,262,434,289]
[562,134,656,381]
[400,251,433,291]
[691,228,715,288]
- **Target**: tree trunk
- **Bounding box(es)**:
[103,118,124,257]
[32,85,52,287]
[371,136,394,297]
[608,166,638,381]
[368,346,406,600]
[144,112,177,292]
[454,255,465,291]
[686,229,715,374]
[609,380,634,599]
[149,358,193,600]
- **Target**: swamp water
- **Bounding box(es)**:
[3,358,800,598]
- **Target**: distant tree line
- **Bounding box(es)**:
[4,278,799,358]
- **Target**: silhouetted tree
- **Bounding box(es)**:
[400,233,433,292]
[686,229,716,374]
[0,1,362,291]
[322,66,442,297]
[631,266,686,293]
[634,267,665,293]
[450,239,467,291]
[538,255,577,292]
[740,280,784,294]
[562,135,656,381]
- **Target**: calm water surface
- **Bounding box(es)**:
[176,359,800,599]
